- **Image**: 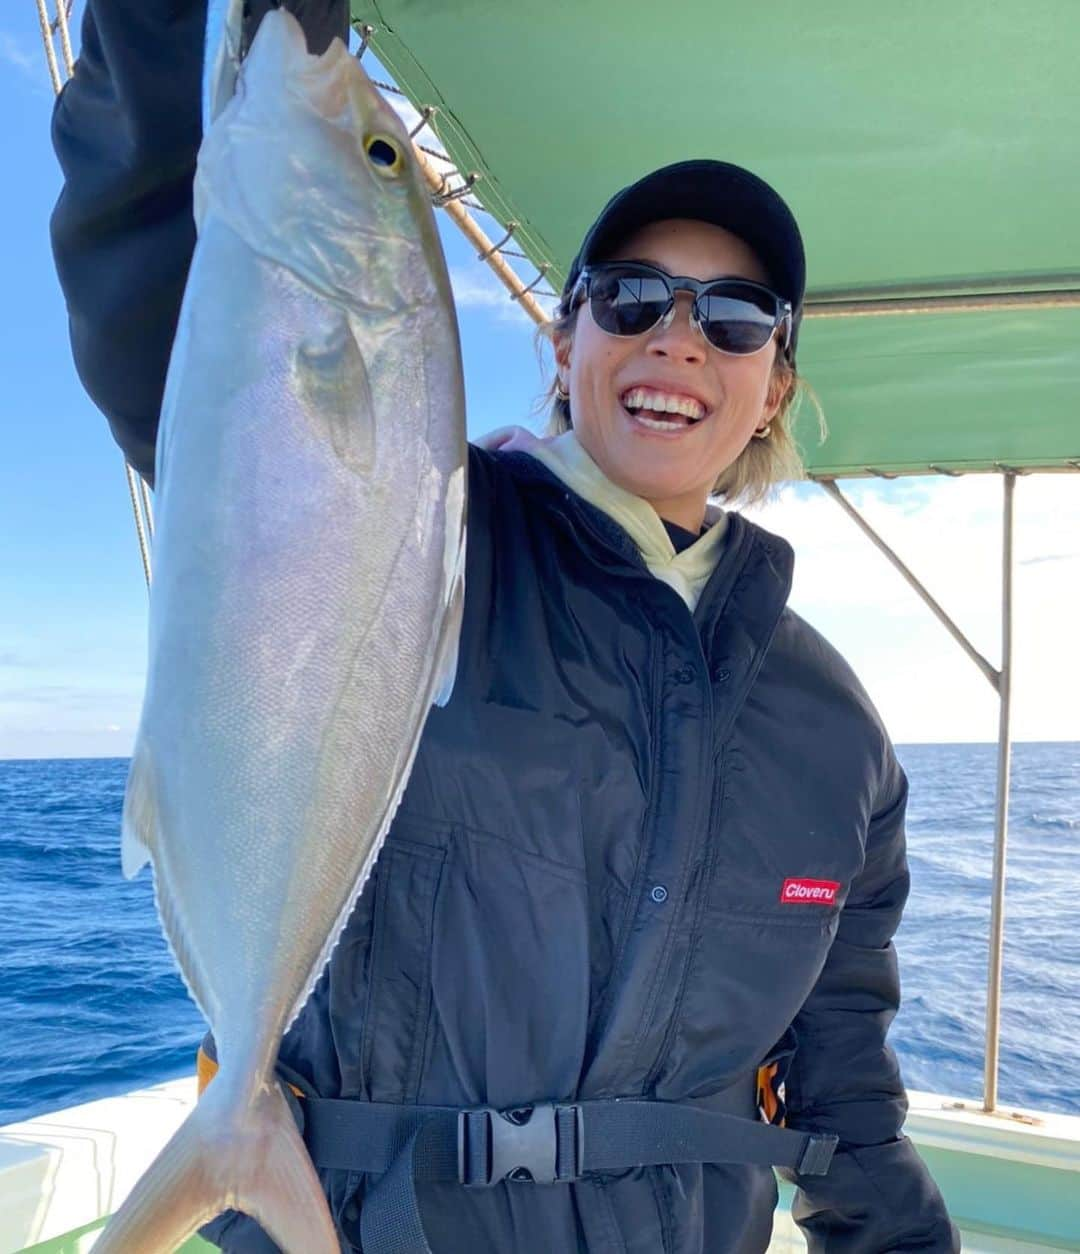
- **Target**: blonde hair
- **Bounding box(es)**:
[533,307,826,509]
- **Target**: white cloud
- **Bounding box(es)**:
[745,474,1080,743]
[449,266,557,325]
[0,31,38,78]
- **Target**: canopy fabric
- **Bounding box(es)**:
[350,0,1079,478]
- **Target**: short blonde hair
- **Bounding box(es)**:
[534,308,825,509]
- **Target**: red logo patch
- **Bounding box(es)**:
[780,877,840,906]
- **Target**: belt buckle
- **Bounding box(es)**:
[458,1103,582,1186]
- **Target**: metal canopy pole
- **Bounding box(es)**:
[820,473,1017,1114]
[984,472,1016,1112]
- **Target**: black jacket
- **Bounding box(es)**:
[50,3,960,1250]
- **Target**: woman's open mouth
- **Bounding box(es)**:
[620,386,707,432]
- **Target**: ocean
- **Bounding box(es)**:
[1,743,1078,1126]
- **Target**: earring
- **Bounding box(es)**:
[753,423,772,439]
[555,380,570,402]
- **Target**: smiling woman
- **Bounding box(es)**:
[46,0,962,1249]
[563,221,788,528]
[554,218,793,530]
[538,166,819,519]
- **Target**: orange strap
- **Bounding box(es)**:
[756,1061,783,1125]
[196,1046,303,1099]
[201,1047,777,1123]
[196,1045,217,1095]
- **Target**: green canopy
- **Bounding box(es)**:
[351,0,1079,478]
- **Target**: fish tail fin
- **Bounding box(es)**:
[93,1076,339,1254]
[233,1082,340,1253]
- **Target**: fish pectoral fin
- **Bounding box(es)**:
[120,741,158,879]
[297,309,375,476]
[92,1074,339,1254]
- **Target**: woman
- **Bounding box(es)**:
[51,2,959,1251]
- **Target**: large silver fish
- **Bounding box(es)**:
[95,6,466,1251]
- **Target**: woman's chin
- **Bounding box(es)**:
[606,459,706,508]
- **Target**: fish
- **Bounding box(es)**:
[93,5,467,1251]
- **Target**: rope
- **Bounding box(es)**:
[53,0,75,78]
[125,463,154,590]
[139,475,156,539]
[34,0,63,94]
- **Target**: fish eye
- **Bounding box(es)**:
[364,134,405,177]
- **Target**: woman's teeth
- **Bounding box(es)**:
[620,387,705,425]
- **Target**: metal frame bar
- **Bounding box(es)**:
[806,274,1080,318]
[806,290,1080,317]
[821,474,1017,1114]
[818,481,1000,691]
[985,473,1016,1112]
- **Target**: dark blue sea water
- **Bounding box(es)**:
[1,744,1078,1126]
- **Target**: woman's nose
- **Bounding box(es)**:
[646,293,706,363]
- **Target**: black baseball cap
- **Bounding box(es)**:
[561,159,806,361]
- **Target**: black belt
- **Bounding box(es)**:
[293,1088,837,1254]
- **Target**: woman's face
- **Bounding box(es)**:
[557,218,788,531]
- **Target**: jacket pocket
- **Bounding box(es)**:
[359,819,448,1105]
[425,823,591,1108]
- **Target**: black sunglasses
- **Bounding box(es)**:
[568,261,793,358]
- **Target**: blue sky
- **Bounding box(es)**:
[2,6,1078,758]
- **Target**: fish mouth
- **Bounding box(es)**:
[619,385,709,432]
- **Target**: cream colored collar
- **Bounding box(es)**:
[525,431,728,611]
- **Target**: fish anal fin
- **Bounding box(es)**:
[121,741,158,879]
[433,466,466,709]
[432,548,465,708]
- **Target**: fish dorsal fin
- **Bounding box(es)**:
[121,740,158,878]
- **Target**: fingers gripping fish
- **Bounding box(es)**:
[94,5,467,1250]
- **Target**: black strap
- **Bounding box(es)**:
[298,1093,837,1254]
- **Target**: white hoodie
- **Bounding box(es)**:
[519,430,729,613]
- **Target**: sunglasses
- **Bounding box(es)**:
[568,261,793,358]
